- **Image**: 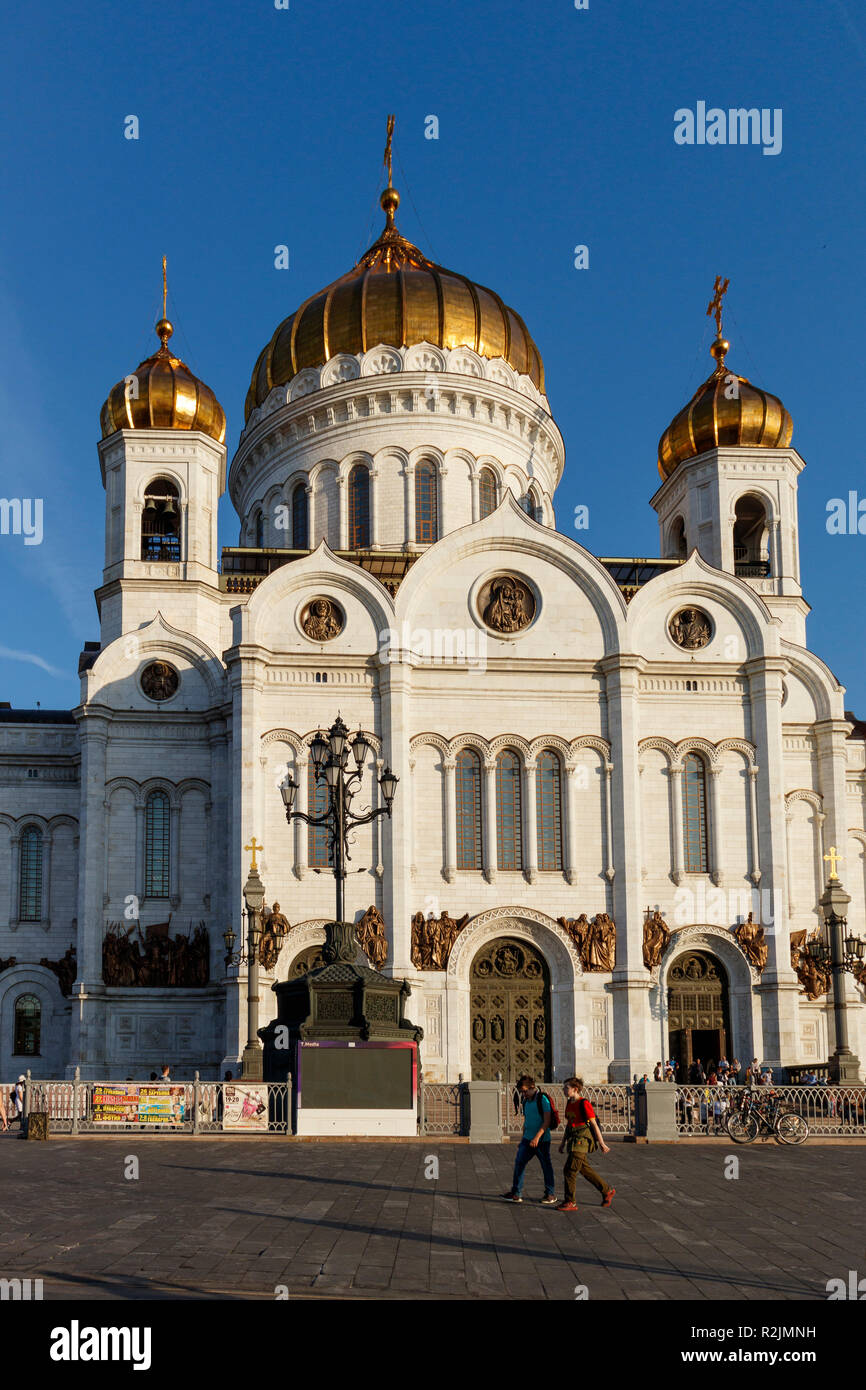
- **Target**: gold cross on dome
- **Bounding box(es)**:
[245,837,263,872]
[162,255,168,319]
[824,845,842,880]
[384,113,395,188]
[706,275,730,336]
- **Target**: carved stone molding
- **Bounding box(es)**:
[650,923,760,988]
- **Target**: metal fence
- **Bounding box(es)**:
[418,1082,463,1135]
[19,1073,291,1135]
[501,1082,634,1138]
[675,1084,866,1137]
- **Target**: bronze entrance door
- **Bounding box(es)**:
[667,951,729,1075]
[470,937,551,1082]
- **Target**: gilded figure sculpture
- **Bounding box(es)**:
[668,608,712,650]
[642,910,671,970]
[356,904,388,970]
[480,575,535,634]
[302,597,343,642]
[734,912,768,972]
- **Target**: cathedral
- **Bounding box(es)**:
[2,149,864,1085]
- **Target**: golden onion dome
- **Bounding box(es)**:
[244,185,544,422]
[657,297,792,479]
[101,318,226,444]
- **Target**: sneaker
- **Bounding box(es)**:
[501,1191,522,1202]
[601,1187,616,1208]
[556,1201,578,1212]
[540,1194,558,1205]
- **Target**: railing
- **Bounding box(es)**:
[19,1073,291,1135]
[419,1082,463,1135]
[501,1083,633,1137]
[675,1084,866,1137]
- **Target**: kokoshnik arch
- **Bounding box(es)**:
[1,132,864,1083]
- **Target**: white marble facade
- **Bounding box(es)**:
[2,327,865,1083]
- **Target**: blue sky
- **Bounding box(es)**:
[1,0,864,710]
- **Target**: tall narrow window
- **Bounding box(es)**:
[141,478,181,561]
[682,753,709,873]
[18,826,43,921]
[415,463,438,543]
[478,467,498,519]
[254,509,264,547]
[536,750,563,871]
[496,750,523,870]
[348,465,370,549]
[292,483,309,550]
[455,748,483,870]
[308,763,333,868]
[13,995,40,1055]
[145,790,171,898]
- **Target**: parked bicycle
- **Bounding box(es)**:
[726,1087,808,1145]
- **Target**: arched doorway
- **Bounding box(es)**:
[470,937,551,1081]
[667,951,730,1075]
[287,945,325,978]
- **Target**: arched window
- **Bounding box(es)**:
[308,763,333,868]
[18,825,43,922]
[254,509,264,547]
[292,483,309,550]
[348,465,370,549]
[141,478,180,561]
[456,748,483,870]
[496,750,523,871]
[519,488,542,523]
[536,750,563,871]
[145,790,171,898]
[682,754,709,873]
[478,468,498,520]
[669,516,687,560]
[415,463,438,543]
[14,994,41,1055]
[733,495,770,576]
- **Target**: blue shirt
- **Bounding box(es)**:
[521,1090,552,1142]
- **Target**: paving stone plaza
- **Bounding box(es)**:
[2,1136,864,1302]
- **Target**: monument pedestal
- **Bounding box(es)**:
[260,921,423,1136]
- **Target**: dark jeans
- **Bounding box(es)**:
[511,1138,555,1196]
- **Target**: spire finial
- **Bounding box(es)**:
[380,114,400,231]
[706,274,730,369]
[155,254,173,350]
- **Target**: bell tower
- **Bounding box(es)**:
[96,266,226,643]
[651,279,808,644]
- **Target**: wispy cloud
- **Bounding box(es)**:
[0,645,72,679]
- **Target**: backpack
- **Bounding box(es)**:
[535,1090,560,1130]
[511,1087,560,1130]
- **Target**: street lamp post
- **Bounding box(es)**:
[279,715,398,926]
[222,839,280,1081]
[807,847,866,1084]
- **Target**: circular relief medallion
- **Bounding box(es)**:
[477,573,536,634]
[140,660,179,702]
[668,606,713,650]
[300,597,344,642]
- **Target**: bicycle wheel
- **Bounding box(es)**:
[726,1111,758,1143]
[776,1111,809,1145]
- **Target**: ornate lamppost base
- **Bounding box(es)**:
[828,1051,862,1085]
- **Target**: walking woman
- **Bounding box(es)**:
[557,1077,615,1213]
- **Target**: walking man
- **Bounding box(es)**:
[501,1075,557,1205]
[557,1077,615,1213]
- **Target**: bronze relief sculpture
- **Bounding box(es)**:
[668,607,712,650]
[141,660,179,701]
[411,909,470,970]
[102,920,209,987]
[734,912,768,972]
[642,910,671,970]
[39,945,77,997]
[478,574,536,634]
[301,597,343,642]
[259,901,290,972]
[789,929,831,1000]
[356,904,388,970]
[557,912,616,972]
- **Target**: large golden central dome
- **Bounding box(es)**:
[245,185,544,422]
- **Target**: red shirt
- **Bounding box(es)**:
[565,1097,596,1130]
